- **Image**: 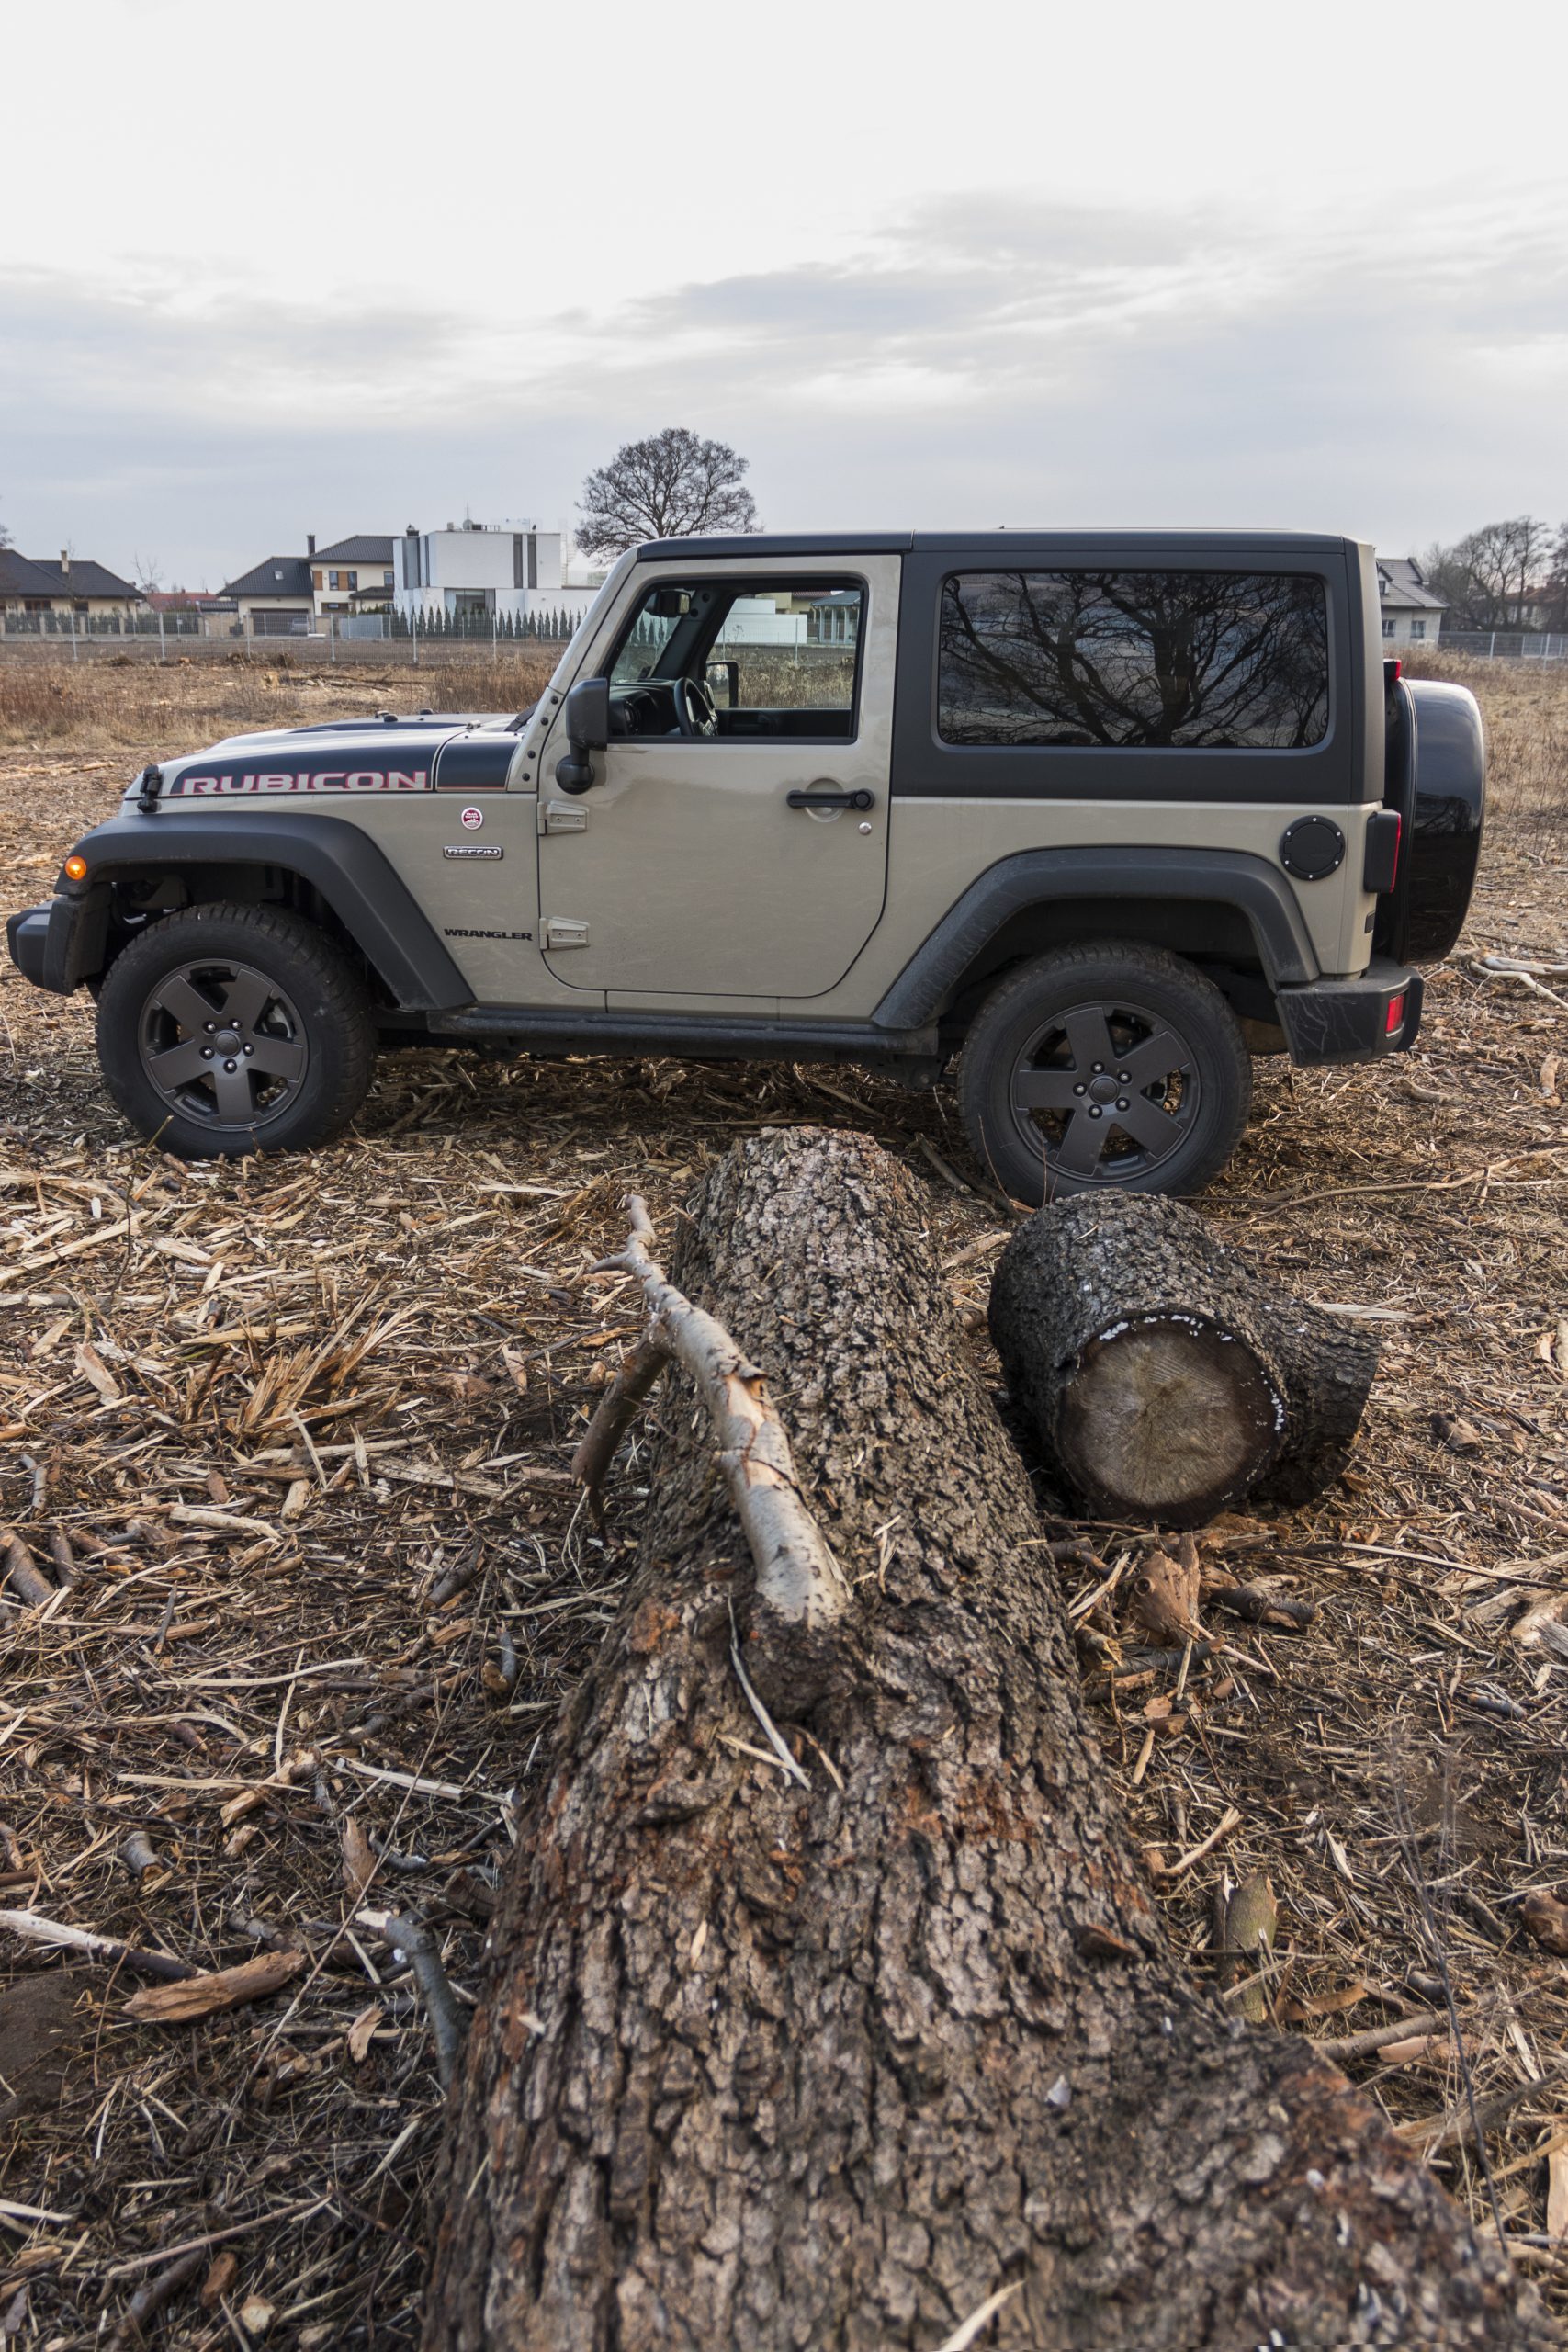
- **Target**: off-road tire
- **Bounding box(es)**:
[958,941,1252,1204]
[97,902,375,1159]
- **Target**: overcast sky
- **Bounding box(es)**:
[4,0,1565,586]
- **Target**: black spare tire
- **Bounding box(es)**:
[958,942,1252,1205]
[96,902,375,1159]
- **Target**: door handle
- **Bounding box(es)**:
[786,787,875,812]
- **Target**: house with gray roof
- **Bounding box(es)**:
[309,534,395,619]
[221,533,396,633]
[1376,556,1446,648]
[220,555,315,637]
[0,548,140,617]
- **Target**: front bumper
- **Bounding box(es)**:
[1276,956,1423,1066]
[6,893,106,995]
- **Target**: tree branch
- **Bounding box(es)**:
[594,1194,848,1630]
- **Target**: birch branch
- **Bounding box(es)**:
[590,1195,849,1630]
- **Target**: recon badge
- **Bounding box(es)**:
[443,843,503,859]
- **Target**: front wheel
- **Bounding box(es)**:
[958,943,1251,1204]
[96,902,376,1159]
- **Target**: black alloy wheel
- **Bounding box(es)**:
[96,902,376,1159]
[1008,998,1201,1185]
[138,956,309,1134]
[959,943,1252,1204]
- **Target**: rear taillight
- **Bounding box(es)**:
[1385,991,1406,1036]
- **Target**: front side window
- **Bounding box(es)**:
[606,577,864,740]
[938,570,1330,749]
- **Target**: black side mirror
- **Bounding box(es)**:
[555,675,610,794]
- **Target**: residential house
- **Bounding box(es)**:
[393,521,602,628]
[1375,556,1446,648]
[0,549,141,618]
[220,556,315,637]
[309,534,396,622]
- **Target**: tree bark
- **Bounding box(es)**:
[424,1130,1547,2352]
[988,1193,1381,1524]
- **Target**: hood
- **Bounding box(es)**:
[130,708,535,802]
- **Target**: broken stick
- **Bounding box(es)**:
[577,1194,848,1632]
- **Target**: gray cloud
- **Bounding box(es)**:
[2,188,1564,582]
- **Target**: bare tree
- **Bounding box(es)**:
[0,503,12,551]
[131,551,164,596]
[577,428,760,557]
[1540,521,1568,634]
[1421,516,1554,631]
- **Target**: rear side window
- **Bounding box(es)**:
[938,571,1330,750]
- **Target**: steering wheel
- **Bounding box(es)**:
[672,673,719,740]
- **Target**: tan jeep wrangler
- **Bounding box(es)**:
[6,531,1483,1204]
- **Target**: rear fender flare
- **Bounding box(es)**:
[871,846,1320,1030]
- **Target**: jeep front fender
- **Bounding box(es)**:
[40,809,471,1012]
[870,846,1320,1030]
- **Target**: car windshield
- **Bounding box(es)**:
[611,604,683,684]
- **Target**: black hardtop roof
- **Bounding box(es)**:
[637,530,1364,562]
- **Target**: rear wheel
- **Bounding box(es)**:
[958,942,1251,1204]
[97,903,375,1159]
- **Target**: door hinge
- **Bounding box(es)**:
[538,799,589,834]
[544,917,590,950]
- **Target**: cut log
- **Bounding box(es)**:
[424,1130,1544,2352]
[988,1191,1380,1524]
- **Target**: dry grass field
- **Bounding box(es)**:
[2,651,1566,2347]
[0,648,561,754]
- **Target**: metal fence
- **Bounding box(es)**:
[0,609,208,640]
[1438,630,1568,662]
[0,607,580,666]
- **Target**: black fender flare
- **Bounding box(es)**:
[53,809,471,1011]
[871,846,1320,1030]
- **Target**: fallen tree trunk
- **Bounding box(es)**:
[425,1130,1546,2352]
[989,1192,1380,1524]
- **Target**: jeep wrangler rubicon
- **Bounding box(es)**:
[7,532,1484,1204]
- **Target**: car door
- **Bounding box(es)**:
[536,555,897,1001]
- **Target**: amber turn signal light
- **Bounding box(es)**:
[63,854,89,882]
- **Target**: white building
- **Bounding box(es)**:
[1376,556,1446,648]
[393,523,603,627]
